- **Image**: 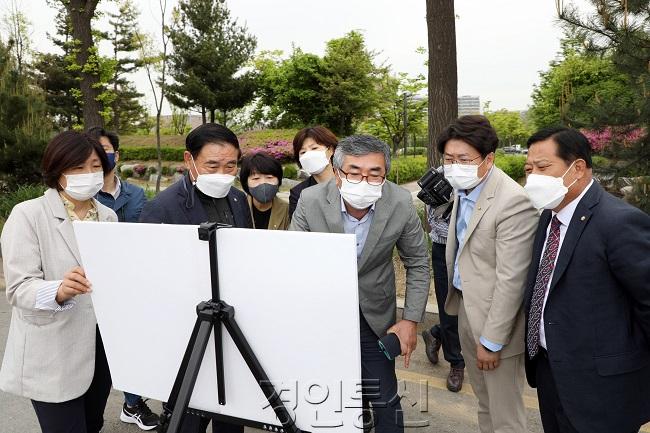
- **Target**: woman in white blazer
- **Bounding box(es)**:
[0,131,118,433]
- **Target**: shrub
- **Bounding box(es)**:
[592,155,612,170]
[244,140,293,163]
[122,168,134,178]
[386,156,428,184]
[495,154,526,181]
[0,184,46,220]
[161,166,172,176]
[133,164,147,178]
[283,164,298,180]
[147,166,157,175]
[144,188,157,201]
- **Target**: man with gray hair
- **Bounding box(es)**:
[290,135,430,433]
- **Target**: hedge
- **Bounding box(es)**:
[387,156,428,184]
[494,154,526,181]
[120,146,185,161]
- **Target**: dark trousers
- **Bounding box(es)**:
[535,351,580,433]
[360,314,403,433]
[31,327,112,433]
[430,242,464,368]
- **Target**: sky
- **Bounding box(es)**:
[1,0,577,115]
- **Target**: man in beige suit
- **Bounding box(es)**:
[438,116,539,433]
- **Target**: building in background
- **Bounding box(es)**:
[458,95,481,116]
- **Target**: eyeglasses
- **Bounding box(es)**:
[443,155,482,165]
[338,168,385,186]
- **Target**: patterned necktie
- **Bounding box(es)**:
[527,215,562,358]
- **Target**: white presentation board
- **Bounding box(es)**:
[73,222,363,432]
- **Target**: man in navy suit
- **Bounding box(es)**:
[522,127,650,433]
[139,123,251,433]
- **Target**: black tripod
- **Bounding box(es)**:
[158,223,302,433]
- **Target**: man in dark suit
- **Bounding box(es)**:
[523,127,650,433]
[140,123,252,229]
[139,123,251,433]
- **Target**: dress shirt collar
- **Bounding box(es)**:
[553,179,594,226]
[457,166,494,202]
[340,195,375,221]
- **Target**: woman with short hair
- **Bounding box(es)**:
[288,125,338,219]
[0,131,118,433]
[240,152,289,230]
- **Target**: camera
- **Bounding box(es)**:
[416,167,453,208]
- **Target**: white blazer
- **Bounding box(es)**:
[0,188,117,402]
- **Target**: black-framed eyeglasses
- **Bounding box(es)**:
[443,154,482,165]
[338,168,385,186]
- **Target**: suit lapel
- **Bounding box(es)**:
[178,176,208,225]
[358,184,392,272]
[227,189,244,228]
[548,182,601,292]
[457,169,499,256]
[324,180,344,234]
[45,189,82,264]
[524,210,551,310]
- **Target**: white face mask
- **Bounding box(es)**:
[524,161,578,210]
[444,157,488,190]
[299,150,330,175]
[191,157,235,199]
[338,172,384,210]
[62,171,104,201]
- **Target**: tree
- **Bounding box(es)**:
[34,2,82,130]
[254,48,326,128]
[58,0,104,128]
[167,0,257,125]
[106,0,147,133]
[483,104,534,147]
[529,41,636,129]
[318,31,380,136]
[136,0,169,193]
[2,0,31,77]
[171,107,189,134]
[426,0,458,167]
[359,71,427,154]
[254,32,382,135]
[0,40,49,188]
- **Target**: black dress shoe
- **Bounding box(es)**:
[421,329,441,365]
[447,366,464,392]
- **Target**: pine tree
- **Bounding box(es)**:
[167,0,257,125]
[34,2,82,129]
[557,0,649,210]
[106,0,147,133]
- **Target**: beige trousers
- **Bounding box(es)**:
[458,299,527,433]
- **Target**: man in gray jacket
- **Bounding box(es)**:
[290,135,430,433]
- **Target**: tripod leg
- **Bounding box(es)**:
[221,313,301,433]
[166,319,215,433]
[165,317,203,413]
